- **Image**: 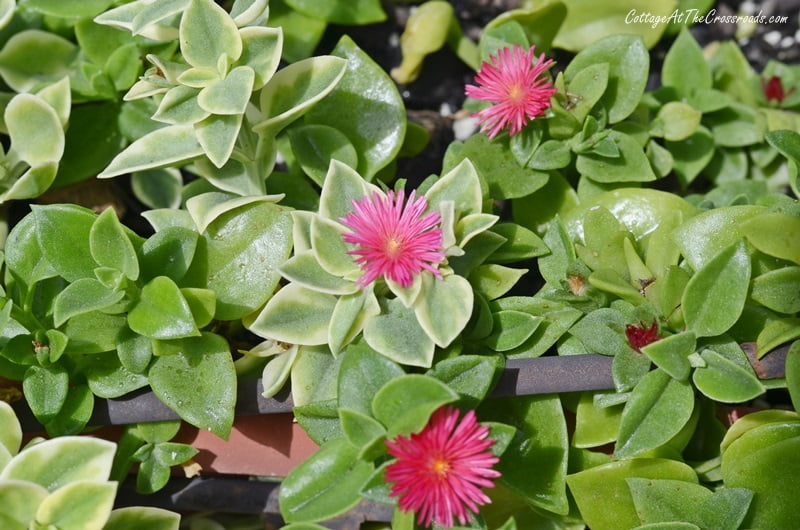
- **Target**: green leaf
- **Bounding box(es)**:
[626,478,711,526]
[260,344,299,398]
[196,113,244,168]
[328,287,380,355]
[33,204,97,282]
[364,297,435,367]
[483,310,542,352]
[661,28,711,97]
[279,437,374,523]
[103,507,180,530]
[339,408,386,459]
[180,0,242,68]
[0,401,21,457]
[372,374,458,437]
[304,35,405,180]
[573,391,623,448]
[280,251,357,295]
[238,26,283,90]
[0,481,47,530]
[652,102,702,142]
[23,0,115,18]
[84,353,148,399]
[563,34,649,123]
[128,276,199,340]
[6,93,64,167]
[640,331,696,381]
[567,458,698,530]
[750,266,800,314]
[148,333,236,438]
[721,421,800,528]
[283,0,385,24]
[256,55,348,134]
[187,200,293,320]
[0,30,77,93]
[692,349,764,403]
[293,399,342,445]
[564,62,609,123]
[198,66,255,115]
[152,86,208,125]
[739,212,800,264]
[90,208,139,281]
[249,283,336,345]
[337,340,404,416]
[23,364,68,425]
[139,227,199,283]
[99,124,204,178]
[414,274,474,348]
[576,130,656,183]
[615,369,695,458]
[288,124,359,187]
[424,158,485,218]
[483,395,569,515]
[0,436,116,491]
[682,240,750,337]
[426,355,502,408]
[53,279,125,327]
[666,126,715,187]
[34,480,116,530]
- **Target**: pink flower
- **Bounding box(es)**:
[626,321,661,353]
[385,406,501,529]
[762,75,795,104]
[339,189,445,288]
[465,44,557,139]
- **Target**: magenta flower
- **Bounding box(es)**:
[339,189,445,288]
[465,44,557,139]
[385,406,501,529]
[626,320,661,353]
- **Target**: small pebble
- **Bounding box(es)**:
[439,102,454,117]
[763,30,782,47]
[453,117,478,141]
[740,1,757,14]
[780,36,795,48]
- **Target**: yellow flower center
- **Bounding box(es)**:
[507,83,525,103]
[429,457,451,478]
[384,237,403,258]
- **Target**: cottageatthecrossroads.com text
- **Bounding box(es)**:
[626,8,789,29]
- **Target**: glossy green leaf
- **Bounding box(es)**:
[750,266,800,314]
[0,480,48,530]
[390,1,452,84]
[288,124,358,186]
[260,344,299,398]
[652,102,701,142]
[567,458,698,530]
[279,437,374,523]
[641,331,696,381]
[311,215,359,278]
[682,240,750,337]
[152,86,208,125]
[23,364,68,425]
[564,62,609,123]
[576,130,656,183]
[53,279,126,327]
[0,436,116,491]
[188,200,293,320]
[128,276,199,340]
[250,283,337,345]
[35,480,116,530]
[238,26,282,90]
[339,408,386,458]
[328,287,380,355]
[198,66,255,115]
[573,391,623,448]
[364,297,435,367]
[627,478,711,526]
[483,395,569,515]
[482,310,541,352]
[139,227,199,283]
[32,204,97,282]
[787,341,800,412]
[6,93,64,167]
[372,374,458,437]
[721,421,800,528]
[280,251,357,295]
[180,0,242,68]
[692,349,764,403]
[304,35,405,180]
[148,333,236,438]
[665,125,715,187]
[0,402,20,458]
[426,355,502,408]
[293,398,342,445]
[661,28,711,97]
[615,369,695,458]
[563,34,649,123]
[739,212,800,264]
[256,55,348,134]
[84,353,148,399]
[90,208,139,281]
[415,274,474,348]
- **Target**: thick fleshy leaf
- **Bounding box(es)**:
[0,480,48,529]
[280,251,357,295]
[372,374,458,437]
[652,102,701,142]
[249,283,336,345]
[284,0,385,24]
[426,355,502,409]
[337,341,404,416]
[739,212,800,264]
[53,278,125,327]
[0,402,21,457]
[128,276,199,340]
[84,353,148,399]
[567,459,698,530]
[721,421,800,528]
[139,226,199,283]
[261,344,299,398]
[682,240,750,337]
[328,287,380,355]
[23,364,68,425]
[483,395,569,514]
[661,28,711,97]
[424,159,485,218]
[641,331,696,381]
[414,274,473,348]
[256,55,348,134]
[692,349,764,403]
[364,297,435,367]
[180,0,242,68]
[615,369,695,458]
[32,205,97,282]
[576,130,656,183]
[6,93,64,166]
[288,124,359,186]
[103,507,181,530]
[195,113,243,168]
[280,437,374,523]
[239,26,282,89]
[311,215,359,277]
[750,267,800,314]
[197,66,255,115]
[563,34,649,123]
[35,480,116,530]
[666,126,715,187]
[186,199,293,319]
[317,160,375,221]
[99,124,204,178]
[339,408,386,459]
[626,478,712,527]
[90,208,139,281]
[304,36,405,180]
[0,436,116,491]
[149,333,236,438]
[573,391,623,448]
[482,310,541,352]
[0,30,77,92]
[152,86,209,125]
